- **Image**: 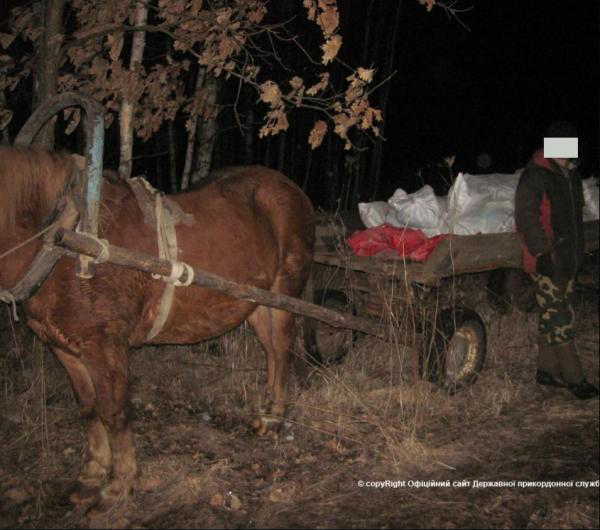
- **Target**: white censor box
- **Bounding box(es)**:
[544,137,578,159]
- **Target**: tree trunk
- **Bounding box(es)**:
[181,66,208,190]
[118,1,149,179]
[167,120,178,191]
[32,0,67,149]
[277,131,286,173]
[264,136,272,167]
[244,88,255,164]
[290,125,296,178]
[326,133,339,211]
[301,146,312,191]
[191,73,219,184]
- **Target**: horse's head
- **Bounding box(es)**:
[0,146,77,235]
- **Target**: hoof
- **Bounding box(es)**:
[252,415,282,437]
[69,483,101,507]
[95,480,132,511]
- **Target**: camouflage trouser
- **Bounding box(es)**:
[531,274,576,345]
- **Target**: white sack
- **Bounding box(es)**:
[387,185,444,231]
[358,201,393,228]
[358,171,598,237]
[445,172,522,235]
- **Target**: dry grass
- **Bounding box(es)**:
[0,260,598,528]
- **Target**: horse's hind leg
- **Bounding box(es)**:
[248,305,295,435]
[52,348,111,505]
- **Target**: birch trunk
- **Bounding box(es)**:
[118,2,148,179]
[191,73,219,185]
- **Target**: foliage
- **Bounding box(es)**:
[0,0,438,151]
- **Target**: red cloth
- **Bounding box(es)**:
[346,224,447,262]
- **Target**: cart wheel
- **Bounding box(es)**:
[304,289,354,366]
[420,307,486,392]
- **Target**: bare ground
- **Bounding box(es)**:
[0,267,598,529]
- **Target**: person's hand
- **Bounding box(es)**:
[536,253,554,277]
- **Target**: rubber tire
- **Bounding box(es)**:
[304,289,354,366]
[420,306,487,392]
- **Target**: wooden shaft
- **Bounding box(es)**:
[54,228,385,339]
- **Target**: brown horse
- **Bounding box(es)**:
[0,145,315,509]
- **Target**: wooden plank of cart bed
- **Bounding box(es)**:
[312,233,522,285]
[422,219,599,280]
[313,252,438,285]
[314,220,599,285]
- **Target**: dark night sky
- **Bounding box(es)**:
[379,0,599,195]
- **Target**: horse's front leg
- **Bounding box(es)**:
[86,342,138,510]
[52,348,111,505]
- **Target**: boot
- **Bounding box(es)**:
[554,341,599,400]
[535,337,567,388]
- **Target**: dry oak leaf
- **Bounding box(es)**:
[334,112,357,149]
[106,32,124,63]
[418,0,436,12]
[288,76,305,106]
[321,34,342,65]
[318,0,340,36]
[306,72,329,96]
[308,120,327,149]
[357,67,374,82]
[247,3,267,23]
[259,80,282,106]
[360,107,382,134]
[259,107,289,138]
[63,107,81,135]
[303,0,317,21]
[289,76,304,90]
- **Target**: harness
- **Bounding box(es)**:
[126,177,195,340]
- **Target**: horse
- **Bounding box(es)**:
[0,145,315,509]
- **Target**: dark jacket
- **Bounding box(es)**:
[514,149,585,279]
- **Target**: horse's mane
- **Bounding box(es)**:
[0,146,74,234]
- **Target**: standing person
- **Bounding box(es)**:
[514,121,598,400]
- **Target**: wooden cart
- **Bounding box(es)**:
[304,214,599,390]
